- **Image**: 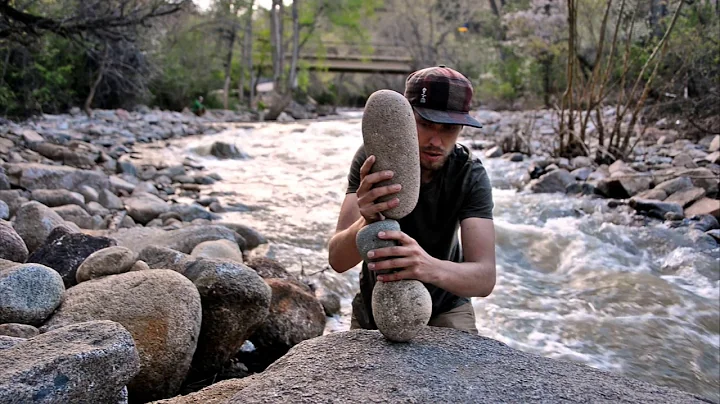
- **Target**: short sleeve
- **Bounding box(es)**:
[346,145,367,194]
[458,158,494,221]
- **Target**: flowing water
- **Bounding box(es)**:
[141,111,719,401]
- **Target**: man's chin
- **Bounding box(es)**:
[420,159,446,171]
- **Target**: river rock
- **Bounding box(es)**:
[124,192,169,224]
[27,228,116,288]
[0,200,8,220]
[0,263,64,325]
[152,377,257,404]
[183,259,272,377]
[210,141,248,159]
[3,163,109,192]
[52,204,95,229]
[690,214,720,232]
[485,146,503,158]
[571,167,593,181]
[707,229,720,242]
[665,187,706,207]
[110,225,243,254]
[30,189,85,208]
[100,189,124,210]
[0,320,139,404]
[681,168,719,196]
[133,181,160,196]
[708,135,720,153]
[0,167,9,190]
[672,153,697,168]
[372,280,432,342]
[139,246,193,272]
[12,201,72,253]
[215,222,266,250]
[356,220,401,264]
[244,256,297,281]
[0,190,29,218]
[312,283,342,316]
[361,90,420,220]
[42,270,202,403]
[191,239,244,262]
[528,169,575,194]
[628,198,684,220]
[110,175,136,193]
[78,184,99,203]
[0,323,39,338]
[86,201,110,217]
[685,197,720,218]
[75,246,137,283]
[636,188,668,201]
[248,278,326,369]
[170,203,220,222]
[0,220,28,262]
[231,327,706,403]
[655,176,693,195]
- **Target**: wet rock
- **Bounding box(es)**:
[655,176,694,195]
[4,163,109,192]
[0,263,64,325]
[485,146,503,158]
[210,141,249,159]
[215,222,266,250]
[596,176,652,199]
[110,225,243,254]
[125,192,170,224]
[12,201,71,253]
[170,203,220,222]
[707,229,720,242]
[313,283,342,316]
[0,220,27,262]
[0,201,7,220]
[183,259,271,377]
[197,196,219,207]
[372,280,432,342]
[245,256,302,284]
[0,323,38,338]
[75,246,137,283]
[43,270,201,402]
[685,197,720,219]
[636,188,668,201]
[528,169,575,194]
[30,189,85,208]
[362,90,420,220]
[52,204,95,229]
[0,320,139,404]
[665,187,706,207]
[628,198,683,220]
[690,214,720,232]
[527,162,544,179]
[565,182,596,196]
[248,278,326,369]
[191,239,244,262]
[27,229,116,288]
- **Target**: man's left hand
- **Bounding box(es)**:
[366,230,439,283]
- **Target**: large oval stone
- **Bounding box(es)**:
[361,90,420,219]
[0,263,65,326]
[371,280,432,342]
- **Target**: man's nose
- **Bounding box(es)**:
[428,134,442,147]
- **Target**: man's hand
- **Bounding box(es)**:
[365,230,439,283]
[356,155,402,223]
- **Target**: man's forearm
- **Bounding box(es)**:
[429,258,496,298]
[328,217,367,273]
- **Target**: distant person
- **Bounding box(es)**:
[328,65,496,334]
[192,96,206,116]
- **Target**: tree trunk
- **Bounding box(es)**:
[488,0,500,17]
[270,0,284,93]
[288,0,300,92]
[84,44,110,116]
[239,0,255,106]
[223,22,238,110]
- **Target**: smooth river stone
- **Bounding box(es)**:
[355,220,401,266]
[372,279,432,342]
[361,90,420,220]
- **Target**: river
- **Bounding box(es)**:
[140,111,719,402]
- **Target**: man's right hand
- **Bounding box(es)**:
[357,155,402,223]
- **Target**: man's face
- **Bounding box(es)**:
[415,112,463,171]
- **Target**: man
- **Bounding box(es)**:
[328,65,496,334]
[191,96,206,117]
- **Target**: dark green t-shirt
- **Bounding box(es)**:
[346,143,494,329]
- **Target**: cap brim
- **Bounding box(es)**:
[413,106,483,128]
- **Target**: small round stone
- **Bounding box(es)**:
[355,220,401,263]
[75,246,137,283]
[371,279,432,342]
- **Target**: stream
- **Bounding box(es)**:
[139,111,719,401]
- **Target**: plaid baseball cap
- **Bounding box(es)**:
[404,65,482,128]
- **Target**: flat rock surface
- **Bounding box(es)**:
[229,328,708,403]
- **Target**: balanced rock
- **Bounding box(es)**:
[191,239,244,263]
[356,220,401,264]
[0,220,28,263]
[361,90,420,219]
[0,263,64,325]
[0,323,39,338]
[248,278,326,369]
[75,246,137,283]
[0,320,139,404]
[43,270,202,403]
[371,280,432,342]
[27,228,116,288]
[12,201,72,253]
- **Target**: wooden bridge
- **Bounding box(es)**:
[270,43,414,74]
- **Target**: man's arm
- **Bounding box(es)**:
[366,217,496,297]
[327,194,366,273]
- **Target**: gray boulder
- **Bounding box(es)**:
[0,336,23,350]
[170,203,220,222]
[78,184,100,203]
[75,246,137,283]
[0,190,29,218]
[52,204,95,229]
[43,270,201,403]
[109,225,243,254]
[596,175,652,198]
[30,189,85,208]
[124,192,170,224]
[629,198,684,220]
[215,222,266,250]
[152,377,256,404]
[665,187,706,208]
[210,141,249,159]
[528,169,575,194]
[361,90,420,220]
[0,323,39,338]
[685,197,720,218]
[228,328,707,403]
[191,239,244,262]
[0,320,139,404]
[12,201,72,253]
[0,263,64,325]
[0,220,28,262]
[100,189,124,210]
[27,228,116,288]
[86,201,110,217]
[655,176,694,195]
[0,200,8,220]
[138,246,193,273]
[0,167,9,190]
[245,256,304,285]
[3,163,109,192]
[485,145,503,158]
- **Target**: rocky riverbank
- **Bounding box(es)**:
[464,109,720,245]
